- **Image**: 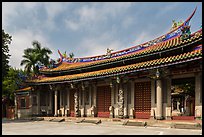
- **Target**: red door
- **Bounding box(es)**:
[97,86,111,118]
[70,89,75,117]
[135,82,151,119]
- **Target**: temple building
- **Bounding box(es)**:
[15,8,202,120]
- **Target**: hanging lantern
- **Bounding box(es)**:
[116,76,120,84]
[156,69,160,79]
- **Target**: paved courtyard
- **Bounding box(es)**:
[2,120,202,135]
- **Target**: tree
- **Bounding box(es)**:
[2,29,12,79]
[20,50,39,74]
[20,40,52,74]
[2,68,27,102]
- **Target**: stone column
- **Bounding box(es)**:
[93,84,97,107]
[49,91,52,115]
[110,83,114,118]
[166,77,172,120]
[92,84,97,117]
[54,90,58,117]
[74,90,80,117]
[123,83,128,118]
[82,88,85,117]
[150,79,156,119]
[66,89,70,117]
[49,85,53,115]
[29,92,32,116]
[195,72,202,119]
[59,90,62,108]
[118,83,124,119]
[37,91,40,115]
[129,80,135,119]
[156,79,163,120]
[14,93,18,119]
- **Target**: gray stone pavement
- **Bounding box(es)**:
[2,120,202,135]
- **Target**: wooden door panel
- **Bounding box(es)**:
[135,82,151,119]
[97,86,111,118]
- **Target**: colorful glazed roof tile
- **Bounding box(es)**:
[40,29,202,73]
[39,7,200,74]
[27,8,202,85]
[28,47,202,85]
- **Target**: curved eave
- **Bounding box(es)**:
[40,29,202,74]
[15,87,32,92]
[27,48,202,85]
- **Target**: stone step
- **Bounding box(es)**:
[123,120,147,127]
[31,117,44,121]
[172,123,202,130]
[76,118,101,124]
[49,118,65,122]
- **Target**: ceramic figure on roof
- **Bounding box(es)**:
[180,25,191,40]
[48,59,56,68]
[106,48,113,58]
[63,51,67,58]
[177,20,183,26]
[171,20,178,30]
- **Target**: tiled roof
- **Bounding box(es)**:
[28,47,202,84]
[41,29,202,73]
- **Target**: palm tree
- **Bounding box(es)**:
[20,49,39,74]
[20,40,52,74]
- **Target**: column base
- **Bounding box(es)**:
[165,116,172,120]
[129,115,134,119]
[109,114,114,118]
[156,116,164,120]
[123,115,129,119]
[195,117,202,120]
[150,116,156,120]
[118,115,124,119]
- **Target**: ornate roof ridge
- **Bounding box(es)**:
[53,7,197,64]
[28,47,202,85]
[40,29,202,73]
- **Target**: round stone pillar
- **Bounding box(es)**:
[54,90,58,117]
[156,79,163,120]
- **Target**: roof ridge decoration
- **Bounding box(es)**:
[39,7,198,71]
[29,47,202,85]
[40,29,202,73]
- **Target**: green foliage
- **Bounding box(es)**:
[20,40,52,74]
[2,29,12,79]
[2,68,27,101]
